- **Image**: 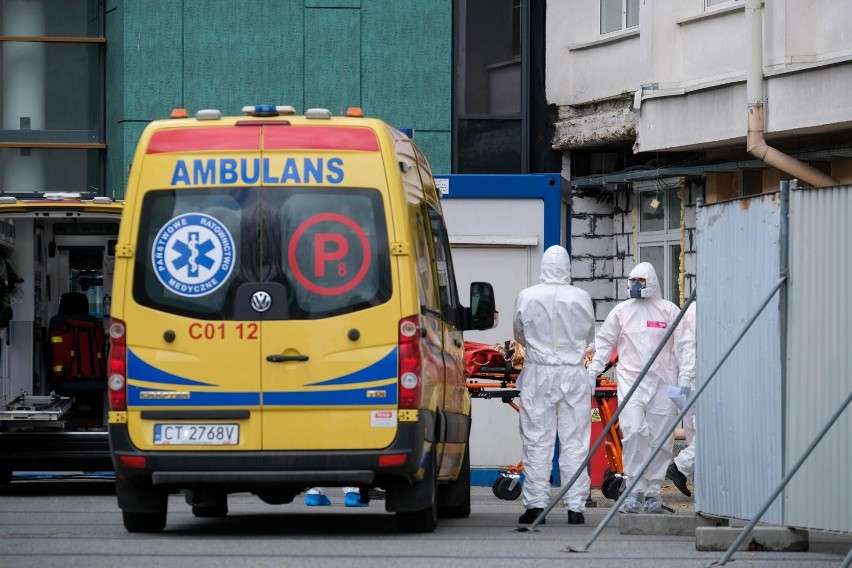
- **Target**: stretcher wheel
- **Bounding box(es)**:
[492,476,522,500]
[600,468,622,500]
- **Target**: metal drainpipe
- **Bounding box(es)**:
[746,0,839,187]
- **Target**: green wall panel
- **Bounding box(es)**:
[183,0,304,114]
[304,7,360,114]
[305,0,360,7]
[108,0,453,196]
[361,0,452,133]
[411,131,450,177]
[120,0,184,119]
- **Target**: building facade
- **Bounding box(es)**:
[548,0,852,319]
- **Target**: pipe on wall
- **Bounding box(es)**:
[745,0,839,187]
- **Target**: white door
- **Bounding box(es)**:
[451,245,532,469]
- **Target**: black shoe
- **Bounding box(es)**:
[518,508,545,525]
[666,462,692,497]
[567,510,585,525]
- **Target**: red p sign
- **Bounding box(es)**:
[315,233,348,277]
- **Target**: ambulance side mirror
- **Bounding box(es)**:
[464,281,496,331]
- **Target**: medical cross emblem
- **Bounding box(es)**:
[171,231,216,277]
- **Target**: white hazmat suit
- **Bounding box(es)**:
[673,301,697,479]
[513,246,595,516]
[587,262,695,513]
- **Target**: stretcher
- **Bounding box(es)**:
[0,391,75,430]
[464,341,624,501]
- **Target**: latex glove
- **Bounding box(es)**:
[584,346,595,366]
[679,384,692,397]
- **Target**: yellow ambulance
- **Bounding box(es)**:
[107,104,496,533]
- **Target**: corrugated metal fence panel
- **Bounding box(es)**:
[786,185,852,532]
[695,195,783,523]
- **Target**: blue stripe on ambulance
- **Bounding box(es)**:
[127,350,215,387]
[304,349,397,386]
[126,348,399,407]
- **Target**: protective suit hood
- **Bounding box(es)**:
[540,245,571,284]
[628,262,662,299]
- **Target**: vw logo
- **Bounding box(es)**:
[250,290,272,313]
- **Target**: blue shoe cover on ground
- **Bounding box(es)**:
[305,494,331,506]
[344,492,368,507]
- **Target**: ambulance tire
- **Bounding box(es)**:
[395,447,438,533]
[438,443,471,519]
[116,477,168,533]
[122,510,167,533]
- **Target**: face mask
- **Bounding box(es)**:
[629,280,644,299]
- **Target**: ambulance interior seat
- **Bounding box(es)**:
[47,292,107,394]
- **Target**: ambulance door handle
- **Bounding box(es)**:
[266,354,309,363]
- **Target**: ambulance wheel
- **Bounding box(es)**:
[438,443,470,519]
[493,476,522,501]
[396,447,438,533]
[122,510,167,533]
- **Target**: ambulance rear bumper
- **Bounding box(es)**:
[108,412,434,490]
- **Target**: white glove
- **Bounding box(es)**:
[588,370,598,389]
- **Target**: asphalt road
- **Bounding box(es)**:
[0,476,849,568]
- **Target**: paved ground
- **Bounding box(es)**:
[474,476,852,568]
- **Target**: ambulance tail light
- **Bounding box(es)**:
[398,315,422,410]
[378,453,408,468]
[107,318,128,411]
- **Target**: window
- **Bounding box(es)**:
[706,0,742,8]
[636,182,683,302]
[427,207,461,325]
[0,0,105,195]
[133,187,391,320]
[600,0,639,35]
[454,0,526,173]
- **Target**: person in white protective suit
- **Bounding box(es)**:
[667,301,697,496]
[586,262,695,514]
[513,245,595,525]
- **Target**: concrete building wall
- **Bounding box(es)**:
[546,1,641,105]
[548,0,852,323]
[104,0,452,198]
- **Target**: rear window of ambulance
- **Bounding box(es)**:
[132,186,391,320]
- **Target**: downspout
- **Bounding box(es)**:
[746,0,839,187]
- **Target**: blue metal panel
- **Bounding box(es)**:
[695,195,783,523]
[437,174,567,250]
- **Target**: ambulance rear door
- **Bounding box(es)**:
[123,125,265,451]
[257,124,400,451]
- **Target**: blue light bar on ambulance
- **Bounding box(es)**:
[241,104,296,117]
[398,127,415,138]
